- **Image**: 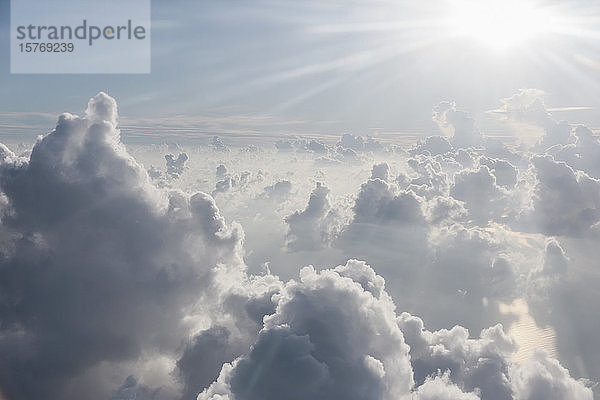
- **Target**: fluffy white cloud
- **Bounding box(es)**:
[479,156,518,189]
[199,260,475,400]
[451,165,508,224]
[337,133,383,153]
[497,89,552,129]
[1,90,598,400]
[510,350,593,400]
[284,182,344,251]
[165,152,189,178]
[526,235,600,387]
[520,155,600,236]
[410,136,453,157]
[399,312,516,400]
[352,178,425,225]
[0,93,246,400]
[552,126,600,179]
[200,260,589,400]
[413,374,480,400]
[433,102,483,149]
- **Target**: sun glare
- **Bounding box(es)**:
[448,0,556,50]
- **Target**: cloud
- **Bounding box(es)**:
[399,312,516,400]
[479,156,518,189]
[406,155,450,199]
[284,182,344,251]
[410,136,454,157]
[337,134,383,153]
[294,159,532,333]
[520,155,600,236]
[175,326,240,400]
[451,165,508,224]
[1,89,599,399]
[260,179,292,201]
[493,89,552,128]
[0,93,244,400]
[199,260,589,400]
[216,164,228,179]
[433,102,483,149]
[413,373,480,400]
[165,152,189,179]
[371,162,390,181]
[212,136,230,152]
[526,235,600,386]
[551,126,600,179]
[536,121,575,152]
[212,171,265,197]
[108,375,160,400]
[352,178,426,225]
[510,350,593,400]
[199,260,459,400]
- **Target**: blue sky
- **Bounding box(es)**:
[1,0,600,141]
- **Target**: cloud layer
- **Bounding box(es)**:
[0,92,597,400]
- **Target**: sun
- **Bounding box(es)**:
[448,0,556,50]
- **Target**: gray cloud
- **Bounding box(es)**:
[199,260,590,400]
[0,93,244,400]
[510,350,593,400]
[520,155,600,236]
[1,90,597,400]
[433,102,483,149]
[284,182,344,252]
[165,153,189,179]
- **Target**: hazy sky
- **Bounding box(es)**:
[2,2,600,399]
[1,0,600,140]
